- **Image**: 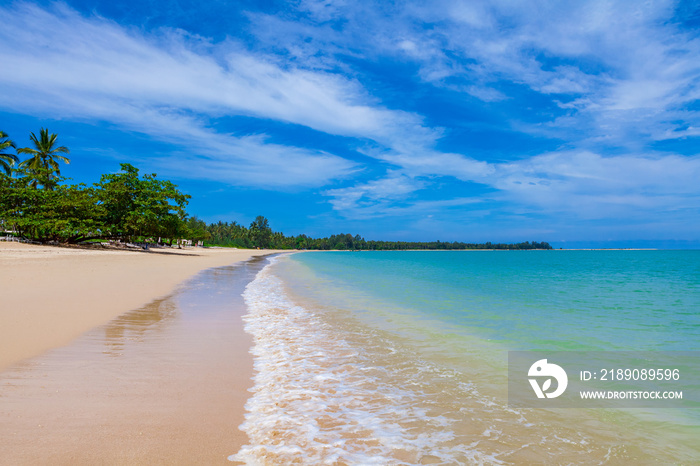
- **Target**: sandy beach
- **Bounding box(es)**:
[0,242,282,370]
[0,242,286,464]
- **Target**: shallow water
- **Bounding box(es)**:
[234,251,700,465]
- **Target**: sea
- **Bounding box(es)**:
[231,250,700,465]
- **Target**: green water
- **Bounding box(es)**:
[288,250,700,352]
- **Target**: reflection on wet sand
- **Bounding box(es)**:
[102,297,177,356]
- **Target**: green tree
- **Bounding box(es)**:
[95,164,190,242]
[249,215,272,248]
[0,167,102,243]
[0,131,18,176]
[17,128,70,189]
[185,216,209,244]
[206,220,250,248]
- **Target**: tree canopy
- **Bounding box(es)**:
[1,164,191,244]
[95,163,190,242]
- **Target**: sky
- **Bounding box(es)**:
[2,0,700,248]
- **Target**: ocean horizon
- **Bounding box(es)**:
[233,250,700,464]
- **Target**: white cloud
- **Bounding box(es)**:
[446,1,494,29]
[0,2,437,186]
[241,0,700,235]
[325,150,700,223]
[323,172,424,213]
[252,0,700,149]
[463,85,508,102]
[431,0,700,145]
[147,126,359,188]
[324,173,484,220]
[2,74,357,187]
[377,150,494,180]
[297,0,348,22]
[485,151,700,220]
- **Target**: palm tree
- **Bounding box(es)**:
[17,128,70,188]
[0,131,18,176]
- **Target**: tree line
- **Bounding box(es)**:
[204,220,552,250]
[0,128,552,250]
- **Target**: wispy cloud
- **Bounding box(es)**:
[248,0,700,149]
[490,151,700,218]
[416,1,700,147]
[0,2,436,186]
[325,151,700,227]
[323,172,424,214]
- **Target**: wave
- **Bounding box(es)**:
[232,259,512,465]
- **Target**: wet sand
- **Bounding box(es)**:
[0,242,283,370]
[0,255,274,464]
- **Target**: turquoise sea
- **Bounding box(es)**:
[233,251,700,464]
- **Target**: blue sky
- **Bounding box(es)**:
[2,0,700,247]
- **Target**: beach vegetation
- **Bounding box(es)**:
[16,128,70,189]
[202,221,552,250]
[0,162,192,245]
[185,216,209,243]
[206,220,251,248]
[249,215,273,249]
[0,131,19,176]
[95,163,190,243]
[0,167,103,243]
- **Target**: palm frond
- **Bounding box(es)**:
[0,160,13,175]
[16,147,40,156]
[0,153,19,164]
[14,128,71,186]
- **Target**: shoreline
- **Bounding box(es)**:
[0,246,282,464]
[0,242,288,370]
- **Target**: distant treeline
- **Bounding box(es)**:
[0,128,551,250]
[199,218,552,250]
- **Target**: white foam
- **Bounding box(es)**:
[231,261,509,465]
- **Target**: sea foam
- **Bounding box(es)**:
[231,259,508,465]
